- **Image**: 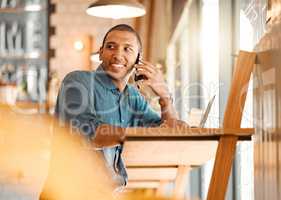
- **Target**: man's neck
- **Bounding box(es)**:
[111,79,127,92]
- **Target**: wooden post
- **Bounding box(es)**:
[207,136,238,200]
[173,165,190,199]
[156,180,169,197]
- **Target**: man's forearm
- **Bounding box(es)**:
[92,124,126,148]
[159,97,178,120]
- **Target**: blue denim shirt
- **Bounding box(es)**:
[55,65,161,187]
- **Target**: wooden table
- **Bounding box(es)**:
[123,127,253,197]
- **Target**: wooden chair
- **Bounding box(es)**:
[123,50,256,200]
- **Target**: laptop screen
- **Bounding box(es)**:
[198,95,216,128]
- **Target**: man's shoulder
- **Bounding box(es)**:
[127,84,140,95]
[63,70,92,81]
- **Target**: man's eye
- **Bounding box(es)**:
[106,44,114,49]
[124,47,133,52]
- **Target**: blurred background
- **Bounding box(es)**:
[0,0,280,200]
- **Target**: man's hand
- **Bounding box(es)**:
[92,124,126,148]
[135,61,178,120]
[135,61,170,99]
[160,118,190,128]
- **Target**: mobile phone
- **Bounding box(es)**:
[134,53,146,81]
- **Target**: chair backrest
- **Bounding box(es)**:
[223,51,256,129]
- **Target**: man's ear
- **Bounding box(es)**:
[99,47,103,61]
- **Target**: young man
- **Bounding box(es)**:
[55,24,178,187]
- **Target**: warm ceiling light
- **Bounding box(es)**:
[86,0,146,19]
[74,40,84,51]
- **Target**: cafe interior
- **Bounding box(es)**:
[0,0,280,200]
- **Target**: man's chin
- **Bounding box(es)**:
[103,65,133,81]
[106,71,125,81]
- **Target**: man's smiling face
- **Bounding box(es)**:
[99,30,139,83]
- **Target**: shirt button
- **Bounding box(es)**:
[121,119,124,123]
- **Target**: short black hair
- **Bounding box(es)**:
[101,24,142,53]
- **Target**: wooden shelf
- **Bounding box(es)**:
[0,53,47,60]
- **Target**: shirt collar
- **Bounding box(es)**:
[94,65,129,93]
[93,65,117,90]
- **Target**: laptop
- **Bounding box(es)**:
[198,95,216,128]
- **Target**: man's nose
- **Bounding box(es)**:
[112,48,123,59]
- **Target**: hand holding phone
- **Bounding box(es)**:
[134,53,146,81]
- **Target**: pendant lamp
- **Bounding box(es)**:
[86,0,146,19]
